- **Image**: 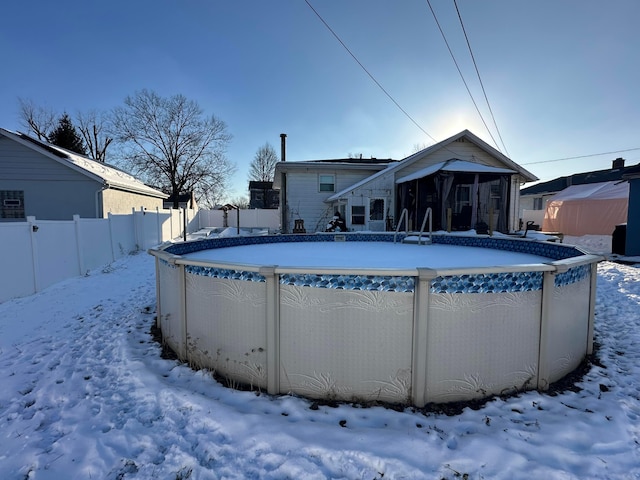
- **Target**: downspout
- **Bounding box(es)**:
[95,182,109,218]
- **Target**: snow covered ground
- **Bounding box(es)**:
[1,236,639,479]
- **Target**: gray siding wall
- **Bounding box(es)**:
[286,168,379,232]
[0,137,102,219]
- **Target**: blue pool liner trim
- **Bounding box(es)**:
[162,234,590,293]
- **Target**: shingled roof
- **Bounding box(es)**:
[521,159,639,196]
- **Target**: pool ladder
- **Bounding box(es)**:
[393,208,432,245]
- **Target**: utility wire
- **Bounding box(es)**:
[303,0,439,144]
[424,0,502,153]
[522,147,640,165]
[453,0,509,156]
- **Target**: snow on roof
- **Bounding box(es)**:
[395,159,516,184]
[1,128,167,198]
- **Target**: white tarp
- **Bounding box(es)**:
[543,181,629,235]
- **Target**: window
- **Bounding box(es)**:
[369,198,384,221]
[351,205,365,225]
[533,197,543,210]
[319,174,335,192]
[0,190,25,219]
[490,183,502,212]
[455,185,471,210]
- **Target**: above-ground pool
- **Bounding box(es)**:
[149,233,602,406]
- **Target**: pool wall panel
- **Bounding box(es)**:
[425,291,541,403]
[157,261,185,357]
[185,275,268,389]
[279,285,414,403]
[544,275,591,384]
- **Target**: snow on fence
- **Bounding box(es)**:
[0,207,281,304]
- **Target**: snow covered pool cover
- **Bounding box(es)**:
[182,241,553,269]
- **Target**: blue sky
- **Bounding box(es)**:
[2,0,639,200]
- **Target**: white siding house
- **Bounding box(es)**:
[0,128,167,221]
[275,130,538,233]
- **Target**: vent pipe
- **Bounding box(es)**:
[280,133,287,162]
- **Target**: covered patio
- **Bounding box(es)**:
[395,159,516,233]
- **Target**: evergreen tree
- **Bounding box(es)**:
[49,113,87,155]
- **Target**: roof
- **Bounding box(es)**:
[249,181,275,190]
[326,130,536,201]
[521,161,640,196]
[547,181,629,202]
[623,164,640,180]
[0,128,167,198]
[395,159,515,184]
[273,159,391,189]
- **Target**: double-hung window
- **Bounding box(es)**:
[319,174,335,192]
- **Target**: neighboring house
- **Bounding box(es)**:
[163,191,197,210]
[274,130,537,234]
[248,181,279,209]
[622,164,640,256]
[520,157,637,216]
[0,128,167,221]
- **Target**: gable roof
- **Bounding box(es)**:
[395,159,516,184]
[326,130,536,201]
[0,128,167,198]
[521,161,640,196]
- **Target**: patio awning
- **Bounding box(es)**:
[395,159,515,184]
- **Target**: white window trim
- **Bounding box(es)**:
[318,174,335,193]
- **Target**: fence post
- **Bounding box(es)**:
[27,216,40,294]
[156,207,162,244]
[107,212,116,261]
[73,215,85,275]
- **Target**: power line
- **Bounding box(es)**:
[453,0,509,156]
[424,0,502,153]
[522,147,640,165]
[303,0,439,144]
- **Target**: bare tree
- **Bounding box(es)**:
[248,142,278,182]
[77,110,113,162]
[110,89,235,208]
[228,195,250,209]
[18,98,56,141]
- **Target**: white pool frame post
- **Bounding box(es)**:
[537,269,556,390]
[587,263,598,355]
[412,268,437,407]
[261,266,280,395]
[177,262,188,361]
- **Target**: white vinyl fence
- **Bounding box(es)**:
[0,207,280,304]
[521,209,545,228]
[197,208,280,231]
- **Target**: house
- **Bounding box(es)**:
[622,164,640,256]
[248,181,279,209]
[520,157,638,215]
[274,130,537,234]
[163,191,197,210]
[0,128,167,221]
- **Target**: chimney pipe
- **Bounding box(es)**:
[280,133,287,162]
[612,157,625,169]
